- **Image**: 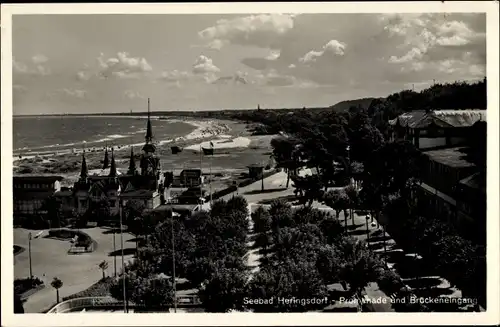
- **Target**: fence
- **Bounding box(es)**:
[203,169,280,202]
[47,297,123,313]
[47,295,202,313]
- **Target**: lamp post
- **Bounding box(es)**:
[261,166,265,191]
[346,145,354,225]
[119,200,127,313]
[133,217,141,255]
[382,225,387,256]
[365,215,370,242]
[28,232,33,279]
[170,204,178,313]
[113,229,117,277]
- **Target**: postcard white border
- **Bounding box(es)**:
[1,1,499,326]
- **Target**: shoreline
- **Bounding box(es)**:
[13,118,232,163]
[12,118,276,189]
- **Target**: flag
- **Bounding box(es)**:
[171,146,183,154]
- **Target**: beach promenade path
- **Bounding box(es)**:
[221,171,295,203]
[14,227,135,313]
[244,204,264,280]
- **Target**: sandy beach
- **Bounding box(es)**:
[185,136,252,151]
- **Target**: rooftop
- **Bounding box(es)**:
[120,189,155,197]
[152,204,197,212]
[54,190,73,197]
[89,168,123,177]
[424,147,476,168]
[459,172,486,192]
[13,190,56,199]
[13,175,64,183]
[390,109,486,129]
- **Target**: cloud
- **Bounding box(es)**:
[236,13,485,87]
[60,88,87,99]
[13,58,29,74]
[212,72,248,85]
[206,39,228,50]
[76,70,92,81]
[252,69,301,87]
[13,84,28,93]
[265,50,281,61]
[198,14,296,50]
[192,55,220,74]
[384,14,485,63]
[160,69,192,82]
[44,88,88,101]
[13,55,51,76]
[32,54,48,65]
[158,58,221,86]
[97,52,152,79]
[124,90,145,99]
[382,14,486,85]
[299,39,346,63]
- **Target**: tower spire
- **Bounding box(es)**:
[80,150,88,180]
[127,147,136,175]
[109,147,117,177]
[145,98,153,143]
[103,145,109,169]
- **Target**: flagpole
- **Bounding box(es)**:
[170,198,177,313]
[209,143,213,206]
[119,200,127,313]
[199,144,203,207]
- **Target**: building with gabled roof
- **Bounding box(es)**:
[13,175,64,216]
[73,99,165,217]
[389,109,486,150]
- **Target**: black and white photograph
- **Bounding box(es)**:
[1,2,499,326]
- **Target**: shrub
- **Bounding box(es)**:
[63,277,115,301]
[376,268,405,296]
[47,229,93,248]
[48,229,74,239]
[14,277,44,295]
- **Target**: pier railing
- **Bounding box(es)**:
[47,297,122,313]
[47,295,202,313]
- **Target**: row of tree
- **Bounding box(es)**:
[247,200,384,312]
[107,196,412,312]
[385,197,486,307]
[228,79,486,139]
[109,196,250,311]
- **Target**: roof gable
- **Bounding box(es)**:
[125,182,135,192]
[393,110,486,129]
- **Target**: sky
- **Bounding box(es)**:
[12,13,486,115]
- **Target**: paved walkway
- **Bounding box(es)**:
[244,204,262,280]
[14,227,135,313]
[346,210,476,311]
